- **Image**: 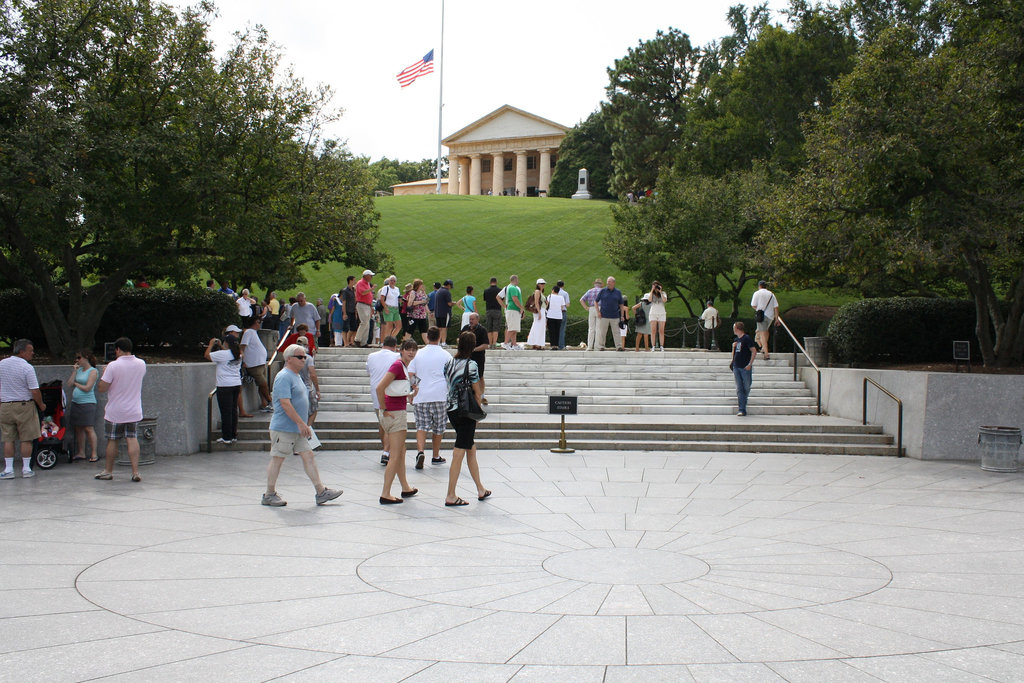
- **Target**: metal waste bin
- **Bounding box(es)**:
[117,416,157,466]
[979,425,1022,473]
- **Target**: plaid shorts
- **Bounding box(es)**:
[413,401,447,434]
[105,420,138,440]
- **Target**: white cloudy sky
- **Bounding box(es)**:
[176,0,791,162]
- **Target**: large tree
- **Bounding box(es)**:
[607,165,772,316]
[0,0,384,357]
[602,28,701,197]
[762,1,1024,366]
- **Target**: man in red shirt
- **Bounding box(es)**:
[355,269,375,347]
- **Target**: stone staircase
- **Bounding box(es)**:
[210,347,900,456]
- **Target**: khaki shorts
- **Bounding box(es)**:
[244,364,268,389]
[505,309,522,332]
[269,430,312,457]
[379,409,408,434]
[0,401,39,442]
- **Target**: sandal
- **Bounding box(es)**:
[131,474,141,482]
[445,497,469,507]
[72,456,86,462]
[478,490,491,501]
[87,457,98,463]
[94,472,112,480]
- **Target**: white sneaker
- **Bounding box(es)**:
[215,437,231,444]
[22,470,34,478]
[0,471,14,480]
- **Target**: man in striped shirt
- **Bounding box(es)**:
[0,339,45,479]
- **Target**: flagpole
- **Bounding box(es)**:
[435,0,444,194]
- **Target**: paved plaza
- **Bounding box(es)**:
[3,444,1024,681]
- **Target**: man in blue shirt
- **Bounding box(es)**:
[730,321,758,417]
[594,276,627,351]
[262,344,342,507]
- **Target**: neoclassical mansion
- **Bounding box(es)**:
[391,105,570,197]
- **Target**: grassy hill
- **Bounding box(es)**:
[297,194,623,304]
[288,194,856,316]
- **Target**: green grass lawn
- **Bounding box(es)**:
[296,194,625,308]
[283,194,857,318]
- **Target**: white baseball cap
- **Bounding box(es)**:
[362,269,375,276]
[536,278,546,285]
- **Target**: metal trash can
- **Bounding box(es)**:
[117,416,157,466]
[979,426,1022,473]
[804,337,829,367]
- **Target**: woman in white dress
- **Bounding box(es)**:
[526,279,547,349]
[647,281,669,350]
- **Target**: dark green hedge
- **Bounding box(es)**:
[827,297,978,363]
[0,288,239,351]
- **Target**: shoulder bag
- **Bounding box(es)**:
[454,360,486,421]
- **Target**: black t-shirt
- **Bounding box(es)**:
[732,334,757,368]
[483,285,502,311]
[341,286,356,313]
[434,288,453,319]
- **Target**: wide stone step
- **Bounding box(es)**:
[207,437,898,456]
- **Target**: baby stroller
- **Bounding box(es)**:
[33,380,72,470]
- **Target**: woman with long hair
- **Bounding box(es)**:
[525,279,547,349]
[405,279,429,343]
[443,331,489,506]
[206,335,243,444]
[67,349,100,462]
[647,281,669,351]
[376,339,420,504]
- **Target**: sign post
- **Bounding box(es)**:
[953,341,971,373]
[549,390,577,453]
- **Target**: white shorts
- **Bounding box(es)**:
[648,311,667,322]
[505,309,522,332]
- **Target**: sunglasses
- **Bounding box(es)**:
[291,354,307,360]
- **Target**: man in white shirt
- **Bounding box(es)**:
[240,316,272,412]
[555,280,570,349]
[236,288,254,319]
[0,338,45,479]
[377,275,401,342]
[407,326,450,470]
[750,280,780,360]
[366,336,400,464]
[700,300,720,351]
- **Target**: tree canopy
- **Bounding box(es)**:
[0,0,386,357]
[762,0,1024,366]
[549,110,614,199]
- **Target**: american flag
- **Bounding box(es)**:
[396,50,434,88]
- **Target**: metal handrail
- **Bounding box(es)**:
[863,377,904,457]
[774,315,822,415]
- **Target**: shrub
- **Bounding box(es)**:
[827,298,978,363]
[0,287,238,351]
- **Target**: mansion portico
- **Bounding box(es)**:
[444,105,570,197]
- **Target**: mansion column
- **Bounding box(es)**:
[469,154,482,196]
[491,152,504,196]
[515,150,528,197]
[448,155,460,195]
[538,148,552,196]
[458,157,470,195]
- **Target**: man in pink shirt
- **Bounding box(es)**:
[95,337,147,482]
[354,269,375,347]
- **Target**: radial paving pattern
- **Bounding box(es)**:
[4,446,1024,680]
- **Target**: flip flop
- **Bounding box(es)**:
[478,490,491,501]
[87,457,98,463]
[445,498,469,507]
[72,456,86,462]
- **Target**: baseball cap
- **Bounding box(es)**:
[536,278,546,285]
[362,269,375,276]
[225,324,242,333]
[444,279,454,286]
